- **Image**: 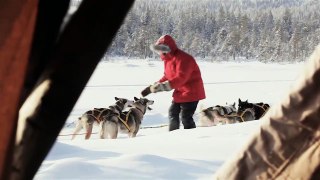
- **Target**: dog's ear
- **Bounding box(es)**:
[233,102,235,106]
[115,97,119,101]
[245,99,248,103]
[238,98,241,103]
[134,97,139,101]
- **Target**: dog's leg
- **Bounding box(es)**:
[131,132,137,138]
[84,123,93,140]
[128,131,134,138]
[128,132,133,138]
[71,118,83,140]
[108,124,118,139]
[99,121,105,139]
[106,116,118,139]
[212,111,224,125]
[225,118,232,124]
[130,123,139,138]
[83,116,94,140]
[109,133,117,139]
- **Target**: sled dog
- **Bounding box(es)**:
[237,98,270,119]
[199,103,237,126]
[100,97,154,139]
[71,97,134,140]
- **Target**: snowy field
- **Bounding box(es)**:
[34,59,305,179]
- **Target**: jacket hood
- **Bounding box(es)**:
[155,35,178,53]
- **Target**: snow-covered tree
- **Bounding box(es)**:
[103,0,319,62]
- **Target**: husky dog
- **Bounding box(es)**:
[71,97,134,140]
[238,98,270,119]
[100,97,154,139]
[199,103,237,126]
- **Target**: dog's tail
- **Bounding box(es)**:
[71,117,83,140]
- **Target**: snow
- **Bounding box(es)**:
[34,59,305,179]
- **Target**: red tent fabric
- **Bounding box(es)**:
[0,0,38,179]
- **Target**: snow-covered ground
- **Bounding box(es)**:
[34,59,305,179]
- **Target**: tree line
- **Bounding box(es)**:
[104,0,320,62]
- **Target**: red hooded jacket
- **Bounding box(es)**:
[155,35,206,103]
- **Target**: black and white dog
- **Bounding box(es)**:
[71,97,134,140]
[237,98,270,120]
[100,97,154,139]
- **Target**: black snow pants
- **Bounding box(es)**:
[168,101,199,131]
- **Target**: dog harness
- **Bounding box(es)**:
[224,108,255,122]
[117,110,132,132]
[117,106,145,132]
[254,104,269,118]
[87,109,109,123]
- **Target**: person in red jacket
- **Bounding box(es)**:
[141,34,206,131]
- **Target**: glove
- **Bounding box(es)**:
[141,85,152,97]
[150,81,172,93]
[141,81,172,97]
